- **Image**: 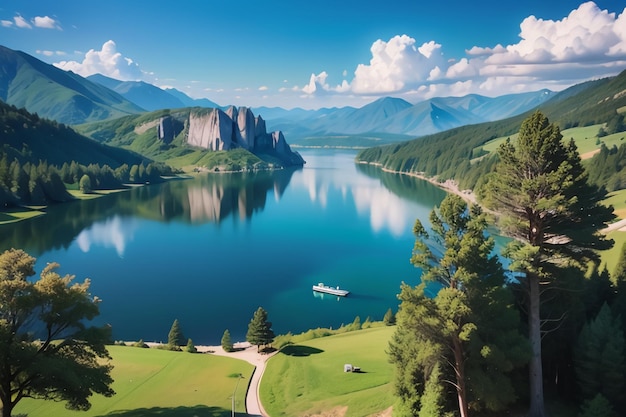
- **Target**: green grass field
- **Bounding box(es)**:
[472,124,626,162]
[261,326,396,417]
[14,346,254,417]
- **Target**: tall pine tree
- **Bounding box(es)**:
[485,111,615,417]
[246,307,275,352]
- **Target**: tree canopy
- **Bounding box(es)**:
[0,248,114,417]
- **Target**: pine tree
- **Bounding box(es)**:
[246,307,275,352]
[186,338,197,353]
[221,329,234,352]
[390,195,528,417]
[485,111,615,417]
[167,319,185,349]
[383,308,396,326]
[574,303,625,408]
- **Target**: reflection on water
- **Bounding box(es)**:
[0,150,455,345]
[76,216,137,257]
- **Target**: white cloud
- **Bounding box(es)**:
[54,40,144,81]
[351,35,445,94]
[36,50,66,57]
[1,20,12,28]
[14,15,31,29]
[258,85,268,91]
[297,2,626,104]
[32,15,61,29]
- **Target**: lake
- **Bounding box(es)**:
[0,149,449,345]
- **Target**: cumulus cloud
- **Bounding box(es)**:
[32,15,61,29]
[1,20,12,28]
[54,40,144,81]
[14,15,31,29]
[351,36,445,94]
[299,2,626,102]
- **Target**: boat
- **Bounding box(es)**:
[312,283,350,297]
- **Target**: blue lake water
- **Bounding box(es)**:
[0,149,451,345]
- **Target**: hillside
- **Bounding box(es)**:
[0,45,144,125]
[0,100,147,168]
[356,69,626,189]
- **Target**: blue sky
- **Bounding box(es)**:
[2,0,626,109]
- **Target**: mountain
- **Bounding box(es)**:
[85,74,222,111]
[87,74,186,111]
[260,91,555,142]
[0,45,144,124]
[164,88,220,109]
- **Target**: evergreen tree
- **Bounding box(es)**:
[418,363,446,417]
[485,111,615,417]
[186,338,197,353]
[246,307,275,352]
[221,329,234,352]
[167,319,185,349]
[390,195,528,417]
[574,303,625,408]
[383,308,396,325]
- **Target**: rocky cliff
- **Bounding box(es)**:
[182,107,304,166]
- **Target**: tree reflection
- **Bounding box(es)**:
[0,168,300,255]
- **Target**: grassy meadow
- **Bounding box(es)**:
[261,326,396,417]
[14,346,254,417]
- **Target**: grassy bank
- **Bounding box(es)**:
[14,345,254,417]
[261,326,396,417]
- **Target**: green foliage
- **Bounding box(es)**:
[79,174,92,193]
[391,195,528,416]
[574,303,625,407]
[132,339,149,348]
[383,308,396,326]
[185,338,197,353]
[167,319,185,349]
[578,393,616,417]
[246,307,275,351]
[221,329,234,352]
[0,248,114,416]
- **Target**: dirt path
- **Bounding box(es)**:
[198,342,276,416]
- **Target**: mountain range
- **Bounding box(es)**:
[1,44,554,140]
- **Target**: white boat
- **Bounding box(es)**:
[312,283,350,297]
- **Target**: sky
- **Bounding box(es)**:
[2,0,626,109]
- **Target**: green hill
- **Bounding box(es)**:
[0,45,144,125]
[0,101,147,168]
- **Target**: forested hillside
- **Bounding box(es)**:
[356,69,626,191]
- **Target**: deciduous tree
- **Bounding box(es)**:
[0,248,114,417]
[485,111,614,417]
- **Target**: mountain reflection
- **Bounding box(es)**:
[0,168,299,255]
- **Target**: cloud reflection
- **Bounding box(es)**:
[76,216,136,257]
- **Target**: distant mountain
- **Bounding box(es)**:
[0,45,144,124]
[164,88,220,109]
[260,91,555,141]
[87,74,186,111]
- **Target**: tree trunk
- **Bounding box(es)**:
[453,337,470,417]
[528,272,546,417]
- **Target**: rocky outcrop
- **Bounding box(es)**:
[184,107,304,166]
[156,115,183,144]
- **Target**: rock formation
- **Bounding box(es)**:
[156,115,183,144]
[183,107,304,166]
